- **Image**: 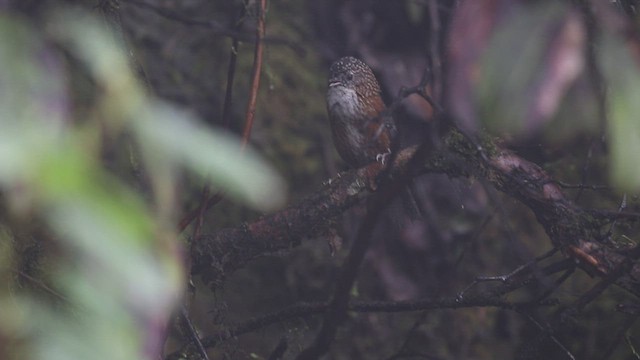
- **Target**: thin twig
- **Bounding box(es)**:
[119,0,304,54]
[14,269,68,302]
[457,248,559,299]
[385,312,430,360]
[240,0,267,150]
[520,312,577,360]
[606,194,628,240]
[585,209,640,221]
[455,209,496,266]
[565,245,640,313]
[191,185,210,239]
[179,305,210,360]
[165,294,554,358]
[551,180,609,191]
[535,267,575,302]
[626,333,640,359]
[458,256,573,301]
[178,193,223,232]
[180,4,247,234]
[222,4,245,129]
[602,312,639,359]
[267,338,288,360]
[178,0,252,233]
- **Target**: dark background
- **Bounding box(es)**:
[6,0,640,359]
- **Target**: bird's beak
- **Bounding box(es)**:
[328,80,342,88]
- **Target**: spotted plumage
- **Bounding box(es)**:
[326,57,396,167]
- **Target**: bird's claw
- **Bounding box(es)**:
[376,150,391,165]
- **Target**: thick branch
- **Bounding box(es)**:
[190,148,419,287]
[191,129,640,296]
[442,132,640,297]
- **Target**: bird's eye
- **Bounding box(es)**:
[346,73,354,81]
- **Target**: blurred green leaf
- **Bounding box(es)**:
[37,142,154,245]
[599,32,640,191]
[0,15,67,187]
[477,2,585,139]
[135,103,287,211]
[48,9,144,126]
[0,9,182,360]
[0,14,68,129]
[405,0,424,25]
[0,6,289,360]
[49,9,286,211]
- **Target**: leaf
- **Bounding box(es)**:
[447,1,586,139]
[49,9,287,211]
[477,2,585,138]
[599,32,640,191]
[0,15,68,130]
[134,103,287,211]
[0,10,183,360]
[47,9,144,127]
[0,15,68,186]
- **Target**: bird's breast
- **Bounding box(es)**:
[327,86,361,124]
[326,86,371,166]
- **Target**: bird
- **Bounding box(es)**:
[326,57,423,219]
[326,56,397,168]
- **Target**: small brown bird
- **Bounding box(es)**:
[326,56,397,168]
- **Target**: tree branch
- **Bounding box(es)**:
[166,294,554,359]
[240,0,267,149]
[191,128,640,297]
[120,0,305,55]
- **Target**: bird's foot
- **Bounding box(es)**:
[375,149,392,165]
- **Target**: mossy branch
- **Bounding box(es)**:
[191,128,640,297]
